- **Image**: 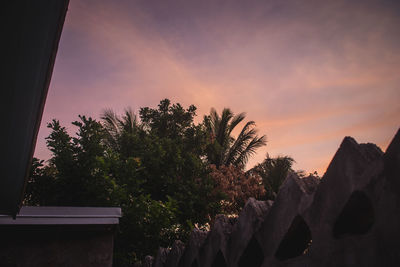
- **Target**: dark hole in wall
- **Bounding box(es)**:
[275,215,312,261]
[238,235,264,267]
[333,190,374,238]
[191,259,199,267]
[211,250,227,267]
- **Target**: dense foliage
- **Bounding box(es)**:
[24,99,297,265]
[250,154,295,200]
[209,164,265,214]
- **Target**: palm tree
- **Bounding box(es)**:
[101,108,141,154]
[204,108,267,168]
[250,154,294,200]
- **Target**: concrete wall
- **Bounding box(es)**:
[148,129,400,267]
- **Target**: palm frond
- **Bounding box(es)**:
[228,112,245,135]
[205,107,266,168]
[101,109,120,134]
[233,134,267,167]
[101,109,122,152]
[225,121,256,165]
[122,108,138,133]
[217,108,233,147]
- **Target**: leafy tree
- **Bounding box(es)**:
[24,158,57,206]
[115,194,179,265]
[42,116,117,206]
[209,164,265,215]
[139,99,197,139]
[204,108,266,168]
[250,154,295,200]
[24,99,270,266]
[25,114,182,265]
[138,100,220,228]
[100,100,221,263]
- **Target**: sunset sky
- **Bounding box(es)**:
[34,0,400,175]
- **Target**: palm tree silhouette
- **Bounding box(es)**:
[101,108,141,155]
[250,154,294,200]
[204,108,266,168]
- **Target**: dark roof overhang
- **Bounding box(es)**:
[0,0,69,216]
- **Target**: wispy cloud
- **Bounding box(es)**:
[36,0,400,174]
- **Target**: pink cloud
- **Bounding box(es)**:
[35,0,400,175]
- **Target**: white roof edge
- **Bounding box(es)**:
[0,206,121,225]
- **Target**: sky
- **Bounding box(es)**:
[34,0,400,175]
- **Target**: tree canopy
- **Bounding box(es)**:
[24,99,297,266]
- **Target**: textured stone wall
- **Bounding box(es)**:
[146,129,400,267]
